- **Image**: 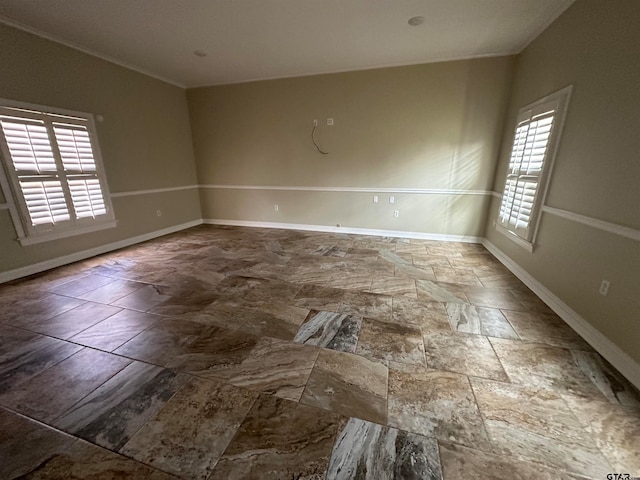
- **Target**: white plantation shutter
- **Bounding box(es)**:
[0,101,115,242]
[497,86,572,246]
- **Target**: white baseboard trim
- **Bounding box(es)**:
[203,218,484,243]
[0,219,203,284]
[482,238,640,390]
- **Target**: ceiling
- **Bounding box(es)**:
[0,0,575,88]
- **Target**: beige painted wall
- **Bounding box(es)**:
[486,0,640,363]
[189,57,514,236]
[0,24,201,274]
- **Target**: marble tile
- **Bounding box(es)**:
[510,287,555,314]
[111,283,172,311]
[412,254,451,268]
[54,361,188,450]
[148,289,219,316]
[293,310,362,353]
[356,318,425,366]
[293,284,345,311]
[462,286,524,310]
[327,273,374,291]
[475,272,524,289]
[69,309,160,352]
[416,280,468,304]
[426,246,463,257]
[394,263,437,281]
[48,274,115,297]
[250,302,310,340]
[121,377,257,479]
[114,317,205,365]
[387,363,490,449]
[439,442,565,480]
[227,337,319,401]
[339,291,393,321]
[391,297,451,332]
[490,338,606,399]
[1,294,87,328]
[424,331,509,381]
[502,310,593,350]
[301,349,388,424]
[0,337,82,395]
[164,325,259,381]
[395,243,428,255]
[210,395,346,479]
[27,301,121,339]
[0,348,130,423]
[562,395,640,474]
[445,303,518,339]
[18,439,175,479]
[217,276,301,305]
[0,407,76,480]
[77,279,145,304]
[327,418,442,480]
[434,267,483,286]
[0,323,43,358]
[367,276,417,298]
[471,377,612,477]
[571,350,640,407]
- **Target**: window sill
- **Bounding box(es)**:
[18,220,118,246]
[494,223,534,253]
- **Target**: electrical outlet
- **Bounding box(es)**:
[389,196,395,204]
[599,279,610,296]
[274,204,279,211]
[156,209,162,217]
[373,195,378,203]
[327,118,334,126]
[393,210,399,218]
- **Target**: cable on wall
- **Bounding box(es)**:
[311,123,328,155]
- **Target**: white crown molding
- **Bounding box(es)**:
[0,15,185,88]
[0,219,202,284]
[482,238,640,390]
[111,184,199,198]
[203,218,483,243]
[200,184,494,196]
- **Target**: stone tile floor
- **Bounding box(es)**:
[0,225,638,479]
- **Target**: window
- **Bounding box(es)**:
[497,86,572,250]
[0,99,115,245]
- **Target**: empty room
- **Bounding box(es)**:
[0,0,638,478]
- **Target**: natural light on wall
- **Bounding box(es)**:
[496,86,572,251]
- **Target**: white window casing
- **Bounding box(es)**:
[497,85,572,250]
[0,99,116,245]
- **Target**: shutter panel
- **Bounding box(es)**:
[498,103,557,240]
[0,118,56,172]
[53,124,98,172]
[19,178,70,225]
[68,176,107,218]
